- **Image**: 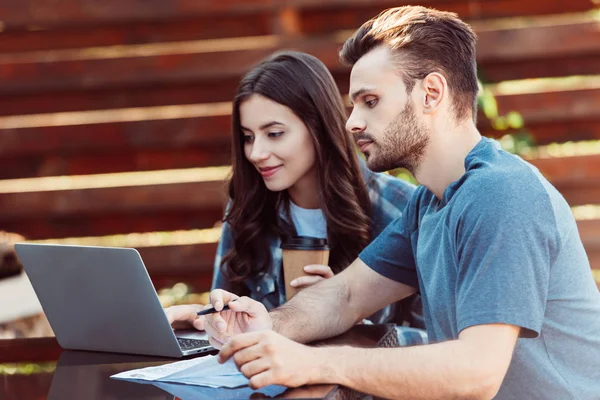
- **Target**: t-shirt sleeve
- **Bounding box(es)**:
[455,182,559,338]
[211,203,234,292]
[359,207,419,289]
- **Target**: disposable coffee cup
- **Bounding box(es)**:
[281,236,330,301]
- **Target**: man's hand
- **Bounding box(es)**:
[202,289,272,349]
[219,330,322,389]
[164,304,205,330]
[289,264,334,289]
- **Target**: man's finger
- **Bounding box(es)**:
[239,358,270,379]
[249,370,274,390]
[290,275,324,288]
[209,336,224,350]
[233,342,263,367]
[204,308,228,333]
[218,332,263,363]
[210,289,239,311]
[204,316,232,345]
[227,296,266,317]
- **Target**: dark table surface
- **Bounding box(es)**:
[0,324,397,400]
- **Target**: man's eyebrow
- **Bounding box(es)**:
[350,88,374,104]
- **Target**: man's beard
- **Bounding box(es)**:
[364,102,429,174]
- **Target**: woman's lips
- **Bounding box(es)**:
[259,165,282,178]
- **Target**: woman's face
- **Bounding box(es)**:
[240,94,317,193]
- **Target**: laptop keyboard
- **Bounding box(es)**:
[177,337,211,351]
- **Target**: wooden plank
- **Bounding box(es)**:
[480,88,600,145]
[141,242,217,291]
[0,116,232,157]
[0,179,227,219]
[0,147,231,180]
[488,88,600,124]
[299,0,599,35]
[0,181,227,238]
[476,21,600,63]
[0,211,223,240]
[0,80,241,116]
[0,45,290,96]
[479,55,600,83]
[0,115,233,178]
[0,0,279,29]
[2,0,596,30]
[0,14,274,53]
[140,243,217,276]
[476,19,600,81]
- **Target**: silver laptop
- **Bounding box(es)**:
[14,243,215,358]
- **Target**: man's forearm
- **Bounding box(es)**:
[270,274,360,343]
[313,341,501,399]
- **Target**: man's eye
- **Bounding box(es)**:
[366,99,378,108]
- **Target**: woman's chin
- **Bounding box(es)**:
[263,180,290,192]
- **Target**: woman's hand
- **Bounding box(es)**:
[289,264,334,289]
[164,304,206,331]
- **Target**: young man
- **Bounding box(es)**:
[198,6,600,399]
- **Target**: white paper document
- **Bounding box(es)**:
[111,355,248,388]
[111,355,287,398]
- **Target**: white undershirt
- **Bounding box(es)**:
[288,201,327,239]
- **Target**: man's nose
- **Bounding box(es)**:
[346,109,366,135]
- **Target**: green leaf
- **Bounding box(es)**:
[506,111,524,129]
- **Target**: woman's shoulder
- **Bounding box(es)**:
[360,160,415,204]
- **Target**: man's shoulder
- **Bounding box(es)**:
[460,154,550,205]
[451,157,563,236]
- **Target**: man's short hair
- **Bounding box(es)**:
[340,6,479,122]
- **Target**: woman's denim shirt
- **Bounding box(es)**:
[211,161,416,324]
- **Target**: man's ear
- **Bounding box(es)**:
[421,72,447,114]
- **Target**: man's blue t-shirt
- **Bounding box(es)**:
[359,137,600,399]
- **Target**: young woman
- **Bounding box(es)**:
[167,51,425,344]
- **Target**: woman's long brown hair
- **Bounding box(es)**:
[221,51,372,289]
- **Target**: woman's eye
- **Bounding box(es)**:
[269,131,284,138]
[243,135,254,143]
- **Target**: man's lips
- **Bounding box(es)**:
[356,139,373,153]
[258,165,282,178]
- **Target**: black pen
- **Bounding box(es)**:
[196,304,230,316]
